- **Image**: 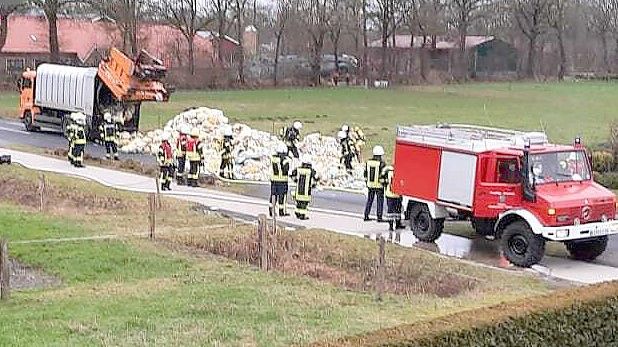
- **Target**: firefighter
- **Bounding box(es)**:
[68,114,87,168]
[382,164,404,239]
[186,128,204,187]
[291,155,319,220]
[157,131,174,191]
[219,127,235,179]
[281,121,303,158]
[65,114,77,165]
[270,143,291,217]
[364,145,386,222]
[99,112,119,160]
[338,130,354,174]
[176,125,190,185]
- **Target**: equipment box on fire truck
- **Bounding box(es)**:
[17,48,171,139]
[393,124,618,267]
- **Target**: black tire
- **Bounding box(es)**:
[500,221,545,267]
[566,236,608,261]
[472,218,496,236]
[409,204,444,242]
[23,112,37,132]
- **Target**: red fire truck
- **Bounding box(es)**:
[393,124,618,267]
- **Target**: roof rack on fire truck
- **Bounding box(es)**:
[396,124,548,153]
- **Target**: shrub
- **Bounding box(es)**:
[592,151,614,173]
[594,172,618,190]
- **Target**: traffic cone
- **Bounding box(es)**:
[498,252,511,268]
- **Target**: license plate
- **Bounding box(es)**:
[590,223,618,237]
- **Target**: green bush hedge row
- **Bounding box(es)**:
[594,172,618,190]
[395,296,618,347]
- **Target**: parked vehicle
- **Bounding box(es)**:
[393,124,618,267]
[18,48,171,139]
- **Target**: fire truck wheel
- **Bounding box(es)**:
[566,236,608,261]
[500,221,545,267]
[410,204,444,242]
[23,112,38,132]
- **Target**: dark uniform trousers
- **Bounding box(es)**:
[270,182,289,216]
[364,188,384,220]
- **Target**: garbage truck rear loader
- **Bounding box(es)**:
[18,48,170,139]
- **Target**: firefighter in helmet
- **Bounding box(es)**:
[99,112,119,160]
[280,121,303,158]
[186,128,204,187]
[270,143,291,217]
[291,155,319,220]
[157,131,174,191]
[350,126,366,162]
[66,114,77,165]
[219,126,235,179]
[382,164,404,239]
[68,113,87,168]
[364,145,386,222]
[338,130,354,174]
[176,125,190,185]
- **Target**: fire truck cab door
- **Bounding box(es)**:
[474,156,523,218]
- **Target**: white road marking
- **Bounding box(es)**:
[0,126,30,135]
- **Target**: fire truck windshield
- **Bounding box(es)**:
[529,150,591,185]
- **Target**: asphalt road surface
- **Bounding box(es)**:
[2,117,618,269]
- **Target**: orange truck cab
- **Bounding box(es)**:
[393,124,618,267]
[18,47,171,139]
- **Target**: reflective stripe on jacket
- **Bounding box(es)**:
[271,155,290,182]
[99,122,117,142]
[365,159,382,189]
[295,167,314,202]
[73,125,87,145]
[382,166,400,198]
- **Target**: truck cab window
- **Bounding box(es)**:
[497,158,520,184]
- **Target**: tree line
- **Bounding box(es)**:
[1,0,618,86]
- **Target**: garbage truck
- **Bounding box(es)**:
[18,48,171,139]
[393,124,618,267]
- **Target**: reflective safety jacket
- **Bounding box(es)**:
[221,136,234,160]
[186,137,204,161]
[158,140,174,166]
[271,154,291,183]
[382,165,400,198]
[176,134,188,157]
[292,164,318,202]
[72,124,87,145]
[365,157,385,189]
[99,121,118,143]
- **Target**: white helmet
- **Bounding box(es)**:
[341,124,350,132]
[103,112,112,122]
[373,145,385,156]
[293,121,303,130]
[161,131,171,142]
[223,127,233,137]
[276,142,288,154]
[337,130,347,139]
[301,154,311,164]
[76,116,85,125]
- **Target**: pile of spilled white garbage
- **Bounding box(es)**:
[117,107,366,190]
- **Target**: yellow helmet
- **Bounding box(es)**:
[190,128,200,138]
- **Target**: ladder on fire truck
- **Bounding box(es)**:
[396,124,548,153]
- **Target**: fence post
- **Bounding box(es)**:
[155,175,161,209]
[258,214,268,271]
[0,239,9,301]
[376,235,386,302]
[38,173,46,212]
[148,193,156,239]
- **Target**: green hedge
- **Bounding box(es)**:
[594,172,618,190]
[592,151,615,173]
[397,296,618,347]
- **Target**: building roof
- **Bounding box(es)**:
[2,15,240,65]
[369,35,495,50]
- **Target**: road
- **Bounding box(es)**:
[2,117,618,280]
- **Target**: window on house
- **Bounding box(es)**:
[6,58,25,74]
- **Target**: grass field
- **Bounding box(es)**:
[3,81,618,154]
[0,165,550,346]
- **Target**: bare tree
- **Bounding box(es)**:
[31,0,72,62]
[298,0,330,85]
[448,0,492,79]
[513,0,551,78]
[587,0,618,73]
[327,0,344,77]
[273,0,291,86]
[232,0,248,85]
[405,0,447,80]
[548,0,568,79]
[87,0,144,55]
[375,0,396,78]
[150,0,209,75]
[211,0,232,66]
